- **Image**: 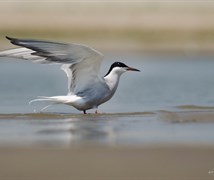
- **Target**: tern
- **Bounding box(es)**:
[0,36,140,114]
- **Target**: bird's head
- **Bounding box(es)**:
[105,62,140,77]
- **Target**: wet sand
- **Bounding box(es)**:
[0,146,213,180]
[0,110,213,179]
[158,106,214,123]
[0,107,214,180]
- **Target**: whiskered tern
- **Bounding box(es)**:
[0,36,140,114]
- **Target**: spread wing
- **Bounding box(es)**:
[0,36,104,94]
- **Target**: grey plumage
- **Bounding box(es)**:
[0,36,140,113]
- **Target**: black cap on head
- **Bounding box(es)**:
[112,62,128,68]
[104,62,128,77]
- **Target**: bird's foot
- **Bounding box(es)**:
[83,110,99,114]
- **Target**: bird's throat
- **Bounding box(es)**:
[104,72,121,92]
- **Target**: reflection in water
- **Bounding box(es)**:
[35,116,118,147]
[0,112,214,147]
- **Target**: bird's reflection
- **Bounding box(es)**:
[34,115,118,147]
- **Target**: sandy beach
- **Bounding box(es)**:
[0,146,213,180]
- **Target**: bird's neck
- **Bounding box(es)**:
[104,71,121,91]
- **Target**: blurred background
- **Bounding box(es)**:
[1,0,214,114]
[1,1,214,179]
[1,0,214,54]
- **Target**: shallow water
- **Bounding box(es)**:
[0,111,213,147]
[0,53,214,147]
[1,53,214,113]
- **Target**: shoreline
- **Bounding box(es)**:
[1,28,214,54]
[1,107,214,122]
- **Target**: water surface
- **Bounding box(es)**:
[0,53,214,147]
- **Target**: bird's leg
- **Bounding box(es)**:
[83,110,87,114]
[95,109,98,114]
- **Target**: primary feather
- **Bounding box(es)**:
[1,36,104,95]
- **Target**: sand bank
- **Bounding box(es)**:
[1,3,214,53]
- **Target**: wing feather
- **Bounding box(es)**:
[0,47,46,62]
[1,36,104,94]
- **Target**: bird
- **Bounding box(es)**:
[0,36,140,114]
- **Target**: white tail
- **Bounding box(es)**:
[29,96,69,112]
[29,96,69,105]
